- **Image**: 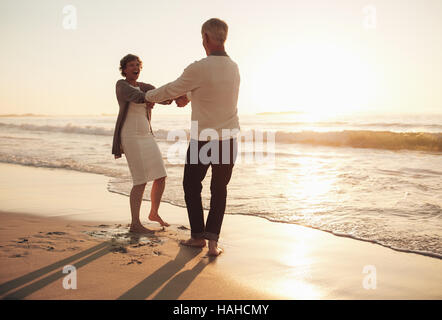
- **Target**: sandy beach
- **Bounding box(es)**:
[0,162,441,300]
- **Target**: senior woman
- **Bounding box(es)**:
[112,54,186,233]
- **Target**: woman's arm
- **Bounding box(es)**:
[116,79,146,103]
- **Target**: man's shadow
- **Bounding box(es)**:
[151,259,209,300]
[118,245,210,300]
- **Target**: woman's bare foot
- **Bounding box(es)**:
[129,223,154,234]
[148,212,170,227]
[180,238,206,248]
[208,240,223,257]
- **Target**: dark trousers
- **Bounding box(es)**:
[183,138,237,241]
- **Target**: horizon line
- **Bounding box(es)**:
[2,111,442,118]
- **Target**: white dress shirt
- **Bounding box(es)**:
[145,52,240,141]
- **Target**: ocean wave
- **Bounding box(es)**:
[2,121,441,152]
[0,113,48,117]
[0,135,40,141]
[0,153,126,178]
[358,122,442,130]
[106,181,442,260]
[274,130,442,152]
[0,122,114,136]
[266,121,442,130]
[0,122,174,139]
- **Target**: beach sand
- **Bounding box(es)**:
[0,162,441,299]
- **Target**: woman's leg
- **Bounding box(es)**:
[129,182,152,233]
[148,176,169,227]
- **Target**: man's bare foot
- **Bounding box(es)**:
[208,240,223,257]
[129,223,154,234]
[148,212,170,227]
[180,238,206,248]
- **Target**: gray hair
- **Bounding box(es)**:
[201,18,228,45]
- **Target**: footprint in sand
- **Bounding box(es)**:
[110,245,127,253]
[127,259,142,265]
[9,252,29,258]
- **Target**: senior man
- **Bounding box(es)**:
[145,18,240,256]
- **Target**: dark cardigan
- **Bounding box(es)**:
[112,79,155,159]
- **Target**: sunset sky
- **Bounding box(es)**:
[1,0,441,116]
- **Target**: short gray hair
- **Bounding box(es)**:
[201,18,228,45]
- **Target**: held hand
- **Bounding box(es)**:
[145,101,155,109]
[158,99,173,105]
[175,95,189,108]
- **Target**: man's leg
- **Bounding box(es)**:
[205,139,237,251]
[182,140,210,245]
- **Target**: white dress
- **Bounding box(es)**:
[121,89,167,186]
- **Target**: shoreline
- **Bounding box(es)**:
[4,160,441,260]
[1,162,441,299]
[84,165,442,261]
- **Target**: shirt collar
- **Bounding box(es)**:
[209,50,228,57]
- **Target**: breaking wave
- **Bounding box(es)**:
[1,121,441,152]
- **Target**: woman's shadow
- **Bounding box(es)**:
[118,245,211,300]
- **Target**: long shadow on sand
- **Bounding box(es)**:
[0,242,111,298]
[1,233,211,300]
[152,259,209,300]
[118,246,210,300]
[1,242,113,299]
[0,231,158,299]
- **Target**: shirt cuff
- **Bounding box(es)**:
[145,91,152,102]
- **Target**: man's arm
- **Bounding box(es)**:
[145,61,200,103]
[138,82,173,105]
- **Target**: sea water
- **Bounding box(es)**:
[0,112,441,258]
